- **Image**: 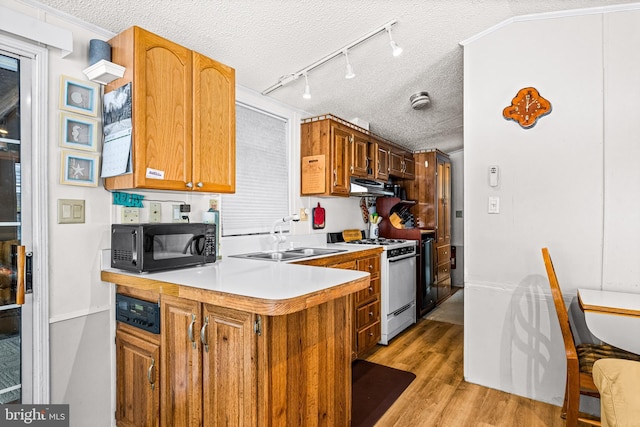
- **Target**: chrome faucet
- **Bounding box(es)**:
[270,214,300,253]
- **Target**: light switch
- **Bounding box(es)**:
[58,199,85,224]
[488,196,500,214]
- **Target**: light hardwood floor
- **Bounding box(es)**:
[364,317,569,426]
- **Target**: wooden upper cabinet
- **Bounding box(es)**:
[352,132,370,178]
[105,26,235,193]
[330,124,352,196]
[389,147,414,179]
[192,52,236,193]
[374,139,390,182]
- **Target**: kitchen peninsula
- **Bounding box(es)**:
[102,251,378,426]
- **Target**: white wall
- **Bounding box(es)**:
[463,6,640,407]
[449,149,463,286]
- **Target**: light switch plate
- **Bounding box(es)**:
[58,199,85,224]
[122,207,140,223]
[488,196,500,214]
[149,202,162,223]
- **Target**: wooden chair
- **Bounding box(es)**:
[542,248,640,427]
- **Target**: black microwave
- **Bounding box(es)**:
[111,223,216,273]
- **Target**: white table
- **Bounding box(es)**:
[578,288,640,355]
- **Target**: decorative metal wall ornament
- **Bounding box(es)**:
[503,87,551,128]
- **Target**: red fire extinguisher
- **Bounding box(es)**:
[450,245,457,269]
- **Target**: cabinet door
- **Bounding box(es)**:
[352,132,369,177]
[389,150,404,177]
[442,160,451,242]
[403,155,415,179]
[436,156,451,245]
[376,142,390,181]
[161,295,202,427]
[116,329,160,427]
[330,125,351,195]
[201,305,257,426]
[133,28,193,191]
[192,52,236,193]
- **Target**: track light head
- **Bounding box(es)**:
[386,26,403,57]
[302,73,311,99]
[343,50,355,79]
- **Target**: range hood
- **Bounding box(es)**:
[349,177,393,197]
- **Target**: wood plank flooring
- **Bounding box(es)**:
[363,317,568,426]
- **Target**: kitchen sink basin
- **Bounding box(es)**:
[231,247,347,262]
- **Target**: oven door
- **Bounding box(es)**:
[387,252,417,314]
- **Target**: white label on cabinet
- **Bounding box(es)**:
[146,167,165,180]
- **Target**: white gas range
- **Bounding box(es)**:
[327,233,417,345]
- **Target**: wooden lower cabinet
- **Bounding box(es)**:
[296,249,382,359]
[435,244,451,303]
[115,323,160,427]
[161,295,256,427]
[113,291,354,426]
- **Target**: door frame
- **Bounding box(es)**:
[0,32,50,404]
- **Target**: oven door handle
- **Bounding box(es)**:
[388,253,418,262]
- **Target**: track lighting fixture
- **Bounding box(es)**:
[262,19,402,96]
[303,73,311,99]
[343,50,355,79]
[386,26,403,57]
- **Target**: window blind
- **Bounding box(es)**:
[221,104,289,236]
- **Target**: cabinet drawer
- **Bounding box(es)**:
[356,321,381,354]
[437,245,450,264]
[328,260,357,270]
[357,256,380,277]
[356,299,380,329]
[355,277,380,305]
[436,261,450,283]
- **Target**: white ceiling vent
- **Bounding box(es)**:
[410,92,431,110]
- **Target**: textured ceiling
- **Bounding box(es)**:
[31,0,638,153]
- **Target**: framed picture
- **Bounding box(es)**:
[60,75,99,116]
[60,112,99,151]
[60,150,100,187]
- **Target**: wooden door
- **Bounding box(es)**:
[330,125,351,195]
[201,305,257,426]
[403,154,415,179]
[376,142,390,181]
[161,295,202,427]
[352,132,369,177]
[192,52,236,193]
[442,160,451,242]
[436,157,446,245]
[116,328,160,427]
[389,149,404,177]
[131,27,193,191]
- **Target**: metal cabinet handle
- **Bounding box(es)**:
[197,182,203,188]
[200,316,209,353]
[333,170,337,186]
[186,181,193,188]
[377,160,381,173]
[368,287,373,292]
[350,165,354,173]
[369,311,373,317]
[188,314,197,349]
[147,358,156,391]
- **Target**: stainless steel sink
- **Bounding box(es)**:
[230,247,347,262]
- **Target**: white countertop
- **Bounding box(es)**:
[102,257,369,300]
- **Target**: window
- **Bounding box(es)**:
[221,103,290,236]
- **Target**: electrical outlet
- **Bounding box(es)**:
[149,202,162,223]
[122,207,140,223]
